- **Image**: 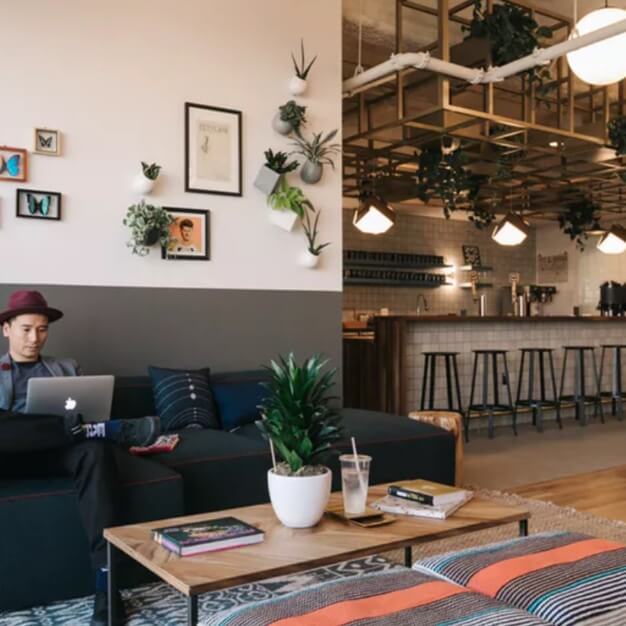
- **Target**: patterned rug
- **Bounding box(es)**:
[3,489,626,626]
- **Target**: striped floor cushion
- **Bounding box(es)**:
[213,569,549,626]
[413,531,626,626]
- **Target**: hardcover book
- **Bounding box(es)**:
[153,516,264,556]
[372,493,473,520]
[387,480,471,507]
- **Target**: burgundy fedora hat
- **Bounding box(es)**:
[0,290,63,325]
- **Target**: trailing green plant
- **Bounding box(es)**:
[558,196,601,250]
[141,162,161,180]
[303,210,330,256]
[464,0,554,98]
[608,116,626,157]
[291,38,317,80]
[279,100,307,132]
[123,200,174,256]
[264,149,299,174]
[291,129,341,168]
[267,177,313,218]
[415,147,483,218]
[256,353,343,476]
[468,205,496,229]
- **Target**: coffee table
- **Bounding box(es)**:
[104,481,530,626]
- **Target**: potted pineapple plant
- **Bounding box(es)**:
[289,38,317,96]
[132,161,162,194]
[273,100,307,136]
[267,177,313,231]
[291,129,341,184]
[299,209,330,269]
[257,354,343,528]
[254,149,300,196]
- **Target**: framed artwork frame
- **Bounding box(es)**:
[162,207,210,261]
[462,245,482,267]
[0,146,28,182]
[33,128,61,156]
[16,188,62,220]
[185,102,242,196]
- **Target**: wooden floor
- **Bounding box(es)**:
[513,465,626,523]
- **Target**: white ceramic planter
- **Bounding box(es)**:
[267,468,331,528]
[298,250,320,269]
[132,173,155,195]
[289,76,308,96]
[272,113,294,136]
[269,209,299,232]
[254,166,282,196]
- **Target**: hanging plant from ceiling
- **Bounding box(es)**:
[415,146,485,220]
[607,116,626,157]
[558,196,601,250]
[464,0,554,97]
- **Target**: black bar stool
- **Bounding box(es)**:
[466,349,516,441]
[515,348,562,432]
[599,344,626,420]
[419,352,463,414]
[559,346,604,426]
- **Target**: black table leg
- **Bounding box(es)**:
[404,546,412,567]
[107,542,119,626]
[187,595,198,625]
[519,519,529,537]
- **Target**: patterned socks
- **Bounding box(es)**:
[83,420,122,440]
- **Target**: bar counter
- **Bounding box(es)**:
[343,315,626,417]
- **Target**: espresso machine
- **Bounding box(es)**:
[499,275,557,317]
[599,282,626,316]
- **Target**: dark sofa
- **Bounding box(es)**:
[0,371,455,612]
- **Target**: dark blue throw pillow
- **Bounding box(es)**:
[211,379,268,431]
[148,366,219,432]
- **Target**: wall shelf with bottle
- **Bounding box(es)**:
[344,268,450,288]
[459,282,494,289]
[344,250,453,270]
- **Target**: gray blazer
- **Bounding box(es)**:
[0,352,81,411]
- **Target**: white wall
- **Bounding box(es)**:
[0,0,342,292]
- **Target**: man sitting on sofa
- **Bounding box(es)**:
[0,289,159,626]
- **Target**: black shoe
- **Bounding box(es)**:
[91,590,126,626]
[117,415,161,447]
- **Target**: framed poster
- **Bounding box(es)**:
[16,188,62,220]
[162,207,210,261]
[0,146,28,182]
[537,252,568,283]
[185,103,242,196]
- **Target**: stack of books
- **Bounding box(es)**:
[152,516,264,556]
[372,480,473,520]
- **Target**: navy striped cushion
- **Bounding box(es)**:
[148,366,219,432]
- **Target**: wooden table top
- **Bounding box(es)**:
[104,481,529,596]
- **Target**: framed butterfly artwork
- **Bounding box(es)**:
[16,189,62,221]
[33,128,61,156]
[0,146,28,182]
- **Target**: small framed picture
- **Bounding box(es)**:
[0,146,28,182]
[185,102,242,196]
[33,128,61,156]
[16,188,62,220]
[162,207,210,261]
[462,245,482,267]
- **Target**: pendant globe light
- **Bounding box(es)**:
[567,4,626,86]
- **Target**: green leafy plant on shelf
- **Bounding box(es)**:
[464,0,554,98]
[279,100,307,132]
[123,200,174,256]
[608,116,626,157]
[267,178,313,218]
[558,196,601,250]
[303,210,331,256]
[256,354,343,476]
[291,38,318,80]
[264,149,299,174]
[291,128,341,169]
[141,161,161,181]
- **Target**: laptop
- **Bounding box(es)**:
[25,376,115,422]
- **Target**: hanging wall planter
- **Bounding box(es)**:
[255,166,282,196]
[289,39,317,96]
[290,129,340,185]
[269,208,299,232]
[300,209,329,268]
[300,160,323,184]
[123,200,174,256]
[297,249,320,269]
[289,76,308,96]
[267,178,312,232]
[254,149,300,196]
[132,161,161,195]
[273,100,306,136]
[272,113,295,136]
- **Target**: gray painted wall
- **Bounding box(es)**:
[0,284,342,390]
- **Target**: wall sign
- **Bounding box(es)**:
[538,252,568,283]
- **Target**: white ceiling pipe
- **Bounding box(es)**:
[343,18,626,97]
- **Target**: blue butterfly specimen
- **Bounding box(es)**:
[27,193,51,216]
[0,154,21,177]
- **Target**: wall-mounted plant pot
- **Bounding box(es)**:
[142,227,161,247]
[300,160,323,184]
[272,113,294,136]
[298,250,320,269]
[269,208,299,232]
[289,76,308,96]
[254,166,282,196]
[132,173,156,195]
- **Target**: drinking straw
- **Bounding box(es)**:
[350,436,367,495]
[269,438,277,471]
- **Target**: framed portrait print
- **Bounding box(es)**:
[16,188,62,220]
[0,146,28,182]
[34,128,61,156]
[162,207,210,261]
[185,103,242,196]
